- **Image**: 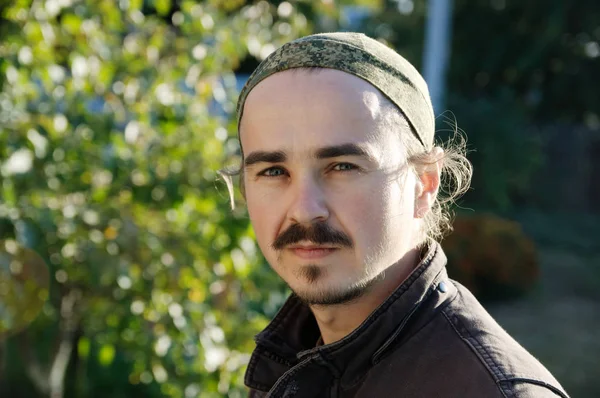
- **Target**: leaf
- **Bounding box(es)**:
[98,344,116,366]
[61,14,82,35]
[154,0,171,16]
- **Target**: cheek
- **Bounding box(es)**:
[345,175,415,249]
[380,173,418,249]
[333,186,391,248]
[385,172,417,216]
[345,174,412,220]
[246,192,281,255]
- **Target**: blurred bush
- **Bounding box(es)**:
[443,93,543,210]
[443,213,540,302]
[0,0,345,397]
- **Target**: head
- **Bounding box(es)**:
[222,33,472,306]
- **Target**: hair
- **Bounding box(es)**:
[379,99,473,245]
[218,69,473,246]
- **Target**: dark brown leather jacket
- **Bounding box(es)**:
[244,243,569,397]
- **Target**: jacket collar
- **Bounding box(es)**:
[245,242,451,392]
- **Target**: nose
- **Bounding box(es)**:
[287,175,329,224]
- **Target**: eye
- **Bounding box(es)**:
[258,166,287,177]
[331,163,358,172]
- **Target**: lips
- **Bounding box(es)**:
[287,245,338,260]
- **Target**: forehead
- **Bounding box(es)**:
[239,69,402,158]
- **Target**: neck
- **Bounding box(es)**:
[310,248,421,345]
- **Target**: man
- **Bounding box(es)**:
[228,32,568,397]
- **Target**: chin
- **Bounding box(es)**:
[291,278,375,306]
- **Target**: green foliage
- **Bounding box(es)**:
[443,213,540,302]
[442,94,543,210]
[450,0,600,124]
[0,240,50,336]
[0,0,346,396]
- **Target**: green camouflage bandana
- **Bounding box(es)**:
[236,32,435,148]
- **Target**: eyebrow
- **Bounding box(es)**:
[244,150,287,167]
[243,143,376,167]
[314,143,375,161]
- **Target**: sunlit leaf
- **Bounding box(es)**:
[98,344,116,366]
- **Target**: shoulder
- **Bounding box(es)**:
[440,281,569,398]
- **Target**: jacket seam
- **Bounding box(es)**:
[246,377,272,392]
[498,378,569,398]
[443,289,510,380]
[262,349,295,366]
[441,304,510,398]
[400,282,460,345]
[372,268,446,364]
[268,356,317,397]
[246,351,272,391]
[441,294,568,398]
[342,276,460,390]
[245,351,264,390]
[246,349,294,391]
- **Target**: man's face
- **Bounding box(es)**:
[240,69,422,305]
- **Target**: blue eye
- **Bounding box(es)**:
[259,167,286,177]
[332,163,357,171]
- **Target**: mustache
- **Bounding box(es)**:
[271,222,353,251]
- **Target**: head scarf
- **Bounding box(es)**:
[236,32,435,148]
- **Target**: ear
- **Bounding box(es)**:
[414,147,443,218]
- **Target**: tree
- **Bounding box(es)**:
[0,1,348,396]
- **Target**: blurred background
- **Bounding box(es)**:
[0,0,598,397]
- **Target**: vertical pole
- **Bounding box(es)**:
[422,0,454,114]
